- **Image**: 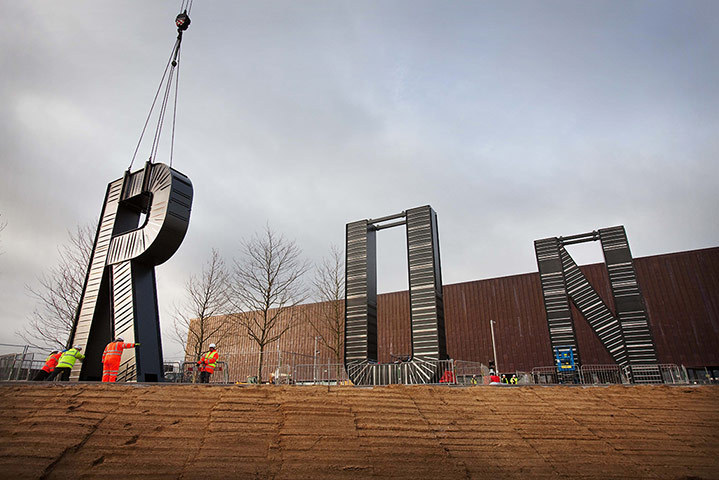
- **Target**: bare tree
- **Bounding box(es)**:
[20,223,95,350]
[231,226,309,383]
[172,249,233,369]
[309,245,345,370]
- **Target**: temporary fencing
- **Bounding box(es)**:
[531,366,564,384]
[454,360,489,385]
[514,372,533,385]
[293,363,349,385]
[659,364,689,384]
[685,366,719,384]
[0,343,694,386]
[180,361,230,384]
[580,365,625,385]
[0,356,45,381]
[531,363,689,385]
[220,350,317,384]
[163,361,183,382]
[345,359,458,386]
[0,344,47,381]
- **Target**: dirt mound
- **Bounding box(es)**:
[0,384,717,479]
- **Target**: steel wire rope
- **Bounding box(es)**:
[128,0,191,170]
[128,37,181,171]
[169,44,181,168]
[179,0,194,16]
[148,47,178,164]
[169,0,190,168]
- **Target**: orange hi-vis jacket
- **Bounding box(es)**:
[199,350,219,374]
[41,352,63,373]
[102,341,136,366]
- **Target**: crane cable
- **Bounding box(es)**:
[128,1,193,171]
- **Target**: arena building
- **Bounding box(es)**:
[188,246,719,383]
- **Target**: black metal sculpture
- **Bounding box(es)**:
[68,162,193,381]
[345,205,446,385]
[534,226,659,382]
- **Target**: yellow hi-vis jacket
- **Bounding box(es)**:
[57,348,85,369]
[199,350,218,373]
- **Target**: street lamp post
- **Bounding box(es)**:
[313,336,320,384]
[490,319,498,373]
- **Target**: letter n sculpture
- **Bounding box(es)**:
[68,162,193,382]
[534,226,659,383]
[344,205,447,385]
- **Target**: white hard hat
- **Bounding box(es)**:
[74,345,82,350]
[209,343,216,349]
[116,337,124,342]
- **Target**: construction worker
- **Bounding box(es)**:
[47,346,84,381]
[197,344,218,383]
[510,374,518,385]
[501,374,508,384]
[489,370,501,384]
[102,337,139,382]
[439,369,456,383]
[32,350,62,381]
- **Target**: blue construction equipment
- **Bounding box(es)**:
[554,346,576,372]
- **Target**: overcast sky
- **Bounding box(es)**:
[1,1,717,360]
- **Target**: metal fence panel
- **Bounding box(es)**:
[627,364,663,384]
[659,364,689,384]
[293,363,349,385]
[180,361,230,384]
[579,365,625,385]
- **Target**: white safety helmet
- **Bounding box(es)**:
[74,345,82,350]
[209,343,216,349]
[115,337,124,342]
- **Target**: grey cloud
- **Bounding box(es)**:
[1,1,717,358]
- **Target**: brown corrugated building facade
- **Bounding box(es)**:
[193,247,719,380]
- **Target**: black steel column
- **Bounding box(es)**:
[344,220,377,373]
[534,237,581,366]
[406,206,446,381]
[599,227,658,370]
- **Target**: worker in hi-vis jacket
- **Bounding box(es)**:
[102,338,139,382]
[197,344,218,383]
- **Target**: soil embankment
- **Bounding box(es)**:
[0,384,717,479]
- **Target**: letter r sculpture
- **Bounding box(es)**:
[68,161,193,382]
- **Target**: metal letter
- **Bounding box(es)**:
[345,205,446,385]
[68,162,193,381]
[534,226,658,382]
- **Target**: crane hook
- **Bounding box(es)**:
[176,10,191,32]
